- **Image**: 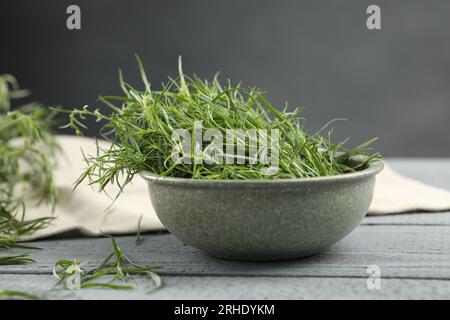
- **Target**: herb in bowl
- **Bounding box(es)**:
[64,56,380,196]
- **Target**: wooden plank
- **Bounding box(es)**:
[387,159,450,190]
[1,274,449,300]
[2,224,450,279]
[1,158,449,300]
[363,212,450,226]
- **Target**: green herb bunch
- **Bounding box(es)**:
[66,56,379,195]
[0,74,58,263]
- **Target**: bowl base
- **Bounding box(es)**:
[205,250,323,262]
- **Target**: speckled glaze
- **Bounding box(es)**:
[140,159,384,261]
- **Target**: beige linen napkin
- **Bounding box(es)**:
[370,164,450,214]
[19,136,164,240]
[19,135,450,240]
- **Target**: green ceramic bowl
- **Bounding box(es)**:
[140,159,383,261]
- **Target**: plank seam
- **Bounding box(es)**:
[1,270,450,281]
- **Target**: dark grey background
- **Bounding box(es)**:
[2,0,449,157]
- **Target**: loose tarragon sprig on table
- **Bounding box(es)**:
[53,236,161,292]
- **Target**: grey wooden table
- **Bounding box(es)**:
[1,159,450,300]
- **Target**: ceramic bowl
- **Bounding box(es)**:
[140,158,383,261]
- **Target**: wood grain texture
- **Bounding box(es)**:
[1,274,449,300]
[2,224,450,280]
[388,158,450,190]
[363,212,450,225]
[1,158,450,299]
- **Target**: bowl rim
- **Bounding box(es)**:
[139,158,384,185]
